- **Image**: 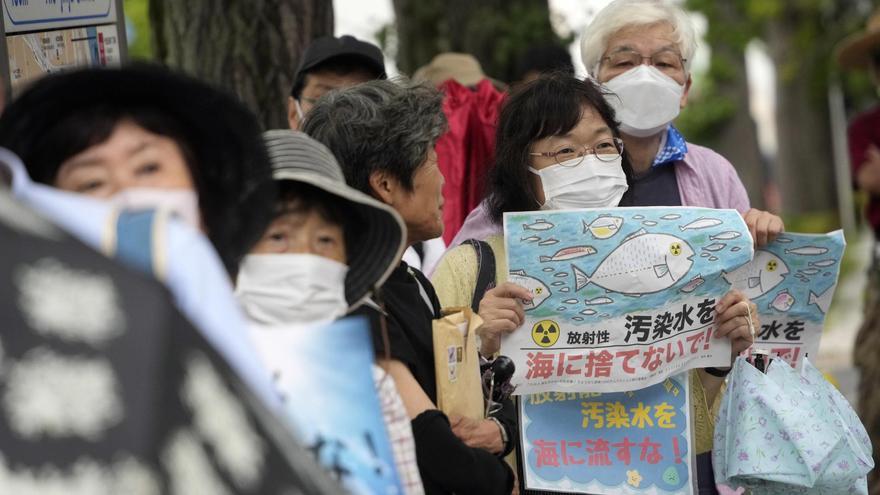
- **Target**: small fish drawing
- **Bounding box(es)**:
[563,299,579,305]
[523,219,555,231]
[572,231,694,294]
[785,246,829,256]
[508,269,551,310]
[556,306,567,311]
[642,220,658,226]
[679,275,705,293]
[584,296,614,305]
[580,308,598,316]
[722,250,789,299]
[709,256,719,261]
[560,287,571,293]
[600,313,610,317]
[710,231,742,241]
[538,238,560,246]
[799,268,821,276]
[809,259,836,268]
[539,245,597,262]
[770,289,796,312]
[660,213,682,220]
[680,217,723,231]
[551,281,565,287]
[775,237,793,243]
[632,214,645,220]
[703,243,726,252]
[554,272,568,278]
[521,235,541,242]
[731,247,742,252]
[583,215,624,239]
[700,252,711,258]
[573,317,584,322]
[809,287,834,314]
[543,267,555,272]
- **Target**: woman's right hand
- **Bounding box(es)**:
[477,282,532,356]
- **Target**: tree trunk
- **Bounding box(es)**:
[149,0,333,129]
[767,8,838,216]
[392,0,558,82]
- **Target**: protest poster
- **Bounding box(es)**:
[249,316,404,495]
[520,373,694,494]
[725,230,846,367]
[502,207,754,394]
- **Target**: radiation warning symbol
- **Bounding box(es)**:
[532,320,560,347]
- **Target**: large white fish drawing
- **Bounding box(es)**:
[680,217,723,231]
[539,245,597,262]
[583,215,624,239]
[809,287,833,314]
[523,219,555,231]
[721,250,789,299]
[508,269,551,310]
[785,246,829,256]
[571,231,694,295]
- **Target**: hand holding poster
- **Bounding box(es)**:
[521,373,694,494]
[502,207,754,394]
[725,230,846,367]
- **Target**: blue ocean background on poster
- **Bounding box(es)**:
[278,316,402,494]
[523,373,691,493]
[504,207,753,324]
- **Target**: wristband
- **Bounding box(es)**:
[704,366,731,377]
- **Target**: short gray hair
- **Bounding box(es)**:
[301,78,446,194]
[580,0,697,77]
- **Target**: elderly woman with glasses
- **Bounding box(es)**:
[432,72,759,493]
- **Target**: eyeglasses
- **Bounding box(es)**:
[529,137,624,167]
[601,48,687,77]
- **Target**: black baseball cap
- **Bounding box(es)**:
[290,35,386,98]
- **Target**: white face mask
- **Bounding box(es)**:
[529,154,628,210]
[603,65,685,138]
[235,253,349,326]
[108,187,201,230]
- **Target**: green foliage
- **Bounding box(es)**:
[124,0,153,60]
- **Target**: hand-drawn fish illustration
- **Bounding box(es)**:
[539,245,597,262]
[522,235,541,242]
[572,231,694,294]
[775,237,793,243]
[560,287,570,293]
[554,272,568,278]
[642,221,658,226]
[583,215,624,239]
[679,274,705,293]
[700,252,711,258]
[769,289,796,312]
[632,214,645,220]
[710,231,741,241]
[708,256,719,261]
[551,281,565,287]
[809,259,836,268]
[556,306,567,311]
[809,287,834,314]
[508,269,551,310]
[538,238,560,246]
[563,299,579,305]
[703,243,726,252]
[543,267,555,272]
[573,317,584,322]
[584,296,614,305]
[721,250,789,299]
[660,213,681,220]
[523,219,555,231]
[679,217,723,231]
[785,246,829,256]
[600,313,610,317]
[799,268,821,276]
[731,247,742,252]
[580,308,597,316]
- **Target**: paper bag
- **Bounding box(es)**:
[433,307,485,420]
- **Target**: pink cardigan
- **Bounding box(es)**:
[449,142,751,246]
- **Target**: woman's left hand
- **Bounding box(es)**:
[714,289,758,359]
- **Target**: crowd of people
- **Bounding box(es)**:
[3,0,876,493]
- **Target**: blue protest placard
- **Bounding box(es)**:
[502,207,754,393]
[724,230,846,367]
[249,316,403,494]
[521,372,694,494]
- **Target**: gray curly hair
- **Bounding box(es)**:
[301,78,447,194]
